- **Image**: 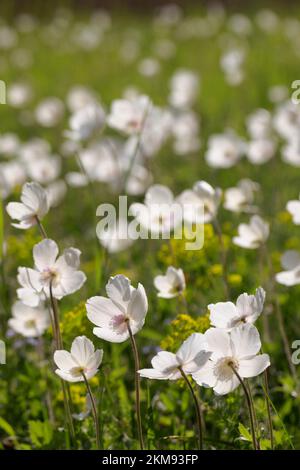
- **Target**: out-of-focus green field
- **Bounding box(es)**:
[0,2,300,450]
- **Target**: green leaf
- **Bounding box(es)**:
[0,417,15,437]
[28,420,53,448]
[238,423,252,442]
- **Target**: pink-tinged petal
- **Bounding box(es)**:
[54,270,86,297]
[192,363,217,388]
[230,324,261,359]
[6,202,32,220]
[204,328,231,358]
[86,296,123,327]
[70,336,94,366]
[128,283,148,323]
[55,369,83,383]
[213,376,240,395]
[138,368,169,380]
[151,351,178,372]
[54,350,77,370]
[106,274,132,312]
[92,326,129,343]
[33,239,58,271]
[238,354,270,378]
[209,301,238,328]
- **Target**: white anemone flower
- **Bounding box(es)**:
[205,133,243,169]
[6,182,49,229]
[224,179,259,213]
[17,266,43,307]
[246,138,276,165]
[129,184,182,237]
[208,287,266,330]
[154,266,186,299]
[66,103,106,141]
[21,239,86,299]
[107,95,151,135]
[276,250,300,286]
[139,333,211,380]
[35,97,64,128]
[87,275,148,343]
[178,181,222,224]
[286,194,300,225]
[193,324,270,395]
[233,215,269,249]
[9,301,50,338]
[169,69,199,109]
[54,336,103,383]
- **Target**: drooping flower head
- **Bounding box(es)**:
[6,182,49,229]
[154,266,186,299]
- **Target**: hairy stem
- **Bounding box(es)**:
[82,372,101,449]
[127,322,144,450]
[230,366,258,450]
[179,367,203,450]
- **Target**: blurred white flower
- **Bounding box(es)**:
[172,111,201,155]
[139,333,211,380]
[22,239,86,299]
[6,182,49,229]
[276,251,300,286]
[0,162,26,198]
[138,57,160,77]
[286,194,300,224]
[224,179,259,213]
[7,82,32,108]
[205,133,243,168]
[178,181,222,224]
[107,95,151,135]
[169,69,199,109]
[0,133,20,156]
[46,180,67,208]
[54,336,103,383]
[220,48,245,86]
[246,109,272,140]
[193,324,270,395]
[129,184,182,237]
[208,287,265,330]
[35,97,64,127]
[9,301,50,337]
[27,155,61,184]
[246,138,275,165]
[97,218,134,254]
[87,274,148,343]
[66,103,106,141]
[66,86,97,112]
[154,266,186,299]
[233,215,269,249]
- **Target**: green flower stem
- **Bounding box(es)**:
[179,367,203,450]
[82,372,101,450]
[127,321,144,450]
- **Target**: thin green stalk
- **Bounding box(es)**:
[213,217,230,298]
[179,367,203,450]
[263,368,274,449]
[49,282,75,444]
[126,321,144,450]
[82,372,101,449]
[35,215,48,239]
[230,366,258,450]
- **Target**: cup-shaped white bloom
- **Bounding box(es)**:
[154,266,186,299]
[17,266,43,306]
[6,182,49,229]
[66,103,106,141]
[9,301,50,337]
[193,324,270,395]
[87,275,148,343]
[205,133,243,169]
[233,215,269,249]
[54,336,103,382]
[129,184,182,236]
[208,287,265,330]
[107,95,151,135]
[224,179,259,213]
[276,250,300,286]
[21,239,86,299]
[286,194,300,225]
[178,181,222,224]
[139,333,211,380]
